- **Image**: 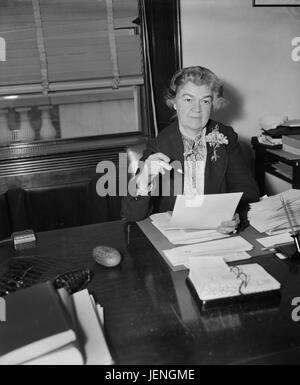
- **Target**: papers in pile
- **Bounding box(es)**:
[150,192,243,245]
[149,193,252,269]
[248,189,300,234]
[163,237,253,269]
[150,212,229,245]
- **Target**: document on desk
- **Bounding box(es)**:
[150,212,229,245]
[163,236,253,269]
[257,232,294,248]
[168,193,243,229]
[187,257,281,304]
[249,189,300,234]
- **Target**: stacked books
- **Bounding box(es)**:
[282,135,300,156]
[248,189,300,234]
[0,282,113,365]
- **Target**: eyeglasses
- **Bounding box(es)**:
[0,258,93,297]
[0,264,33,296]
[230,266,249,295]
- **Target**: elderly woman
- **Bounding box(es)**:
[122,66,259,233]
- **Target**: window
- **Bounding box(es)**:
[0,0,144,145]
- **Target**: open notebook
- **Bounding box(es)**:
[187,258,281,308]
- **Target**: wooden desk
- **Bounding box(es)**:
[137,218,275,271]
[1,221,300,365]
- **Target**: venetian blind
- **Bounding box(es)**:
[0,0,143,96]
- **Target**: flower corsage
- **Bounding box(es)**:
[206,124,229,162]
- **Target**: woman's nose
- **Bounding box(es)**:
[192,100,202,112]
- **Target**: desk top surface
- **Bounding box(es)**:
[1,220,300,365]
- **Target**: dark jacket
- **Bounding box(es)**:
[121,119,259,222]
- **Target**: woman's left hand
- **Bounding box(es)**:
[217,213,240,234]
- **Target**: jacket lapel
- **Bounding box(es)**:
[166,120,184,166]
[161,119,228,195]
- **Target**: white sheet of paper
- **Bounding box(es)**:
[168,193,243,229]
[257,233,294,248]
[150,212,229,245]
[188,257,240,300]
[168,251,251,269]
[163,236,253,267]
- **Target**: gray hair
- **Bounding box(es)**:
[165,66,228,110]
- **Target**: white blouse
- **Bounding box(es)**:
[181,128,207,195]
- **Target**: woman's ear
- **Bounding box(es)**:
[173,104,177,111]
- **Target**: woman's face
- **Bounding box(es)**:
[174,81,213,137]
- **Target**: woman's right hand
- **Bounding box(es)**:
[136,152,171,190]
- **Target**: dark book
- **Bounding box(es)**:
[0,281,76,365]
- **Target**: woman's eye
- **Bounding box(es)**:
[202,99,211,105]
[184,98,192,102]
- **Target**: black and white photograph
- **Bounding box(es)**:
[0,0,300,370]
[254,0,300,6]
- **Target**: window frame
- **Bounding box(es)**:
[0,0,182,194]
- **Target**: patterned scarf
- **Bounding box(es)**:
[181,128,207,194]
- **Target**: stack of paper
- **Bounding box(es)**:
[163,236,253,269]
[70,290,113,366]
[150,213,229,245]
[248,189,300,234]
[150,193,243,245]
[24,289,113,366]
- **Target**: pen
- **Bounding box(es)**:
[127,223,131,245]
